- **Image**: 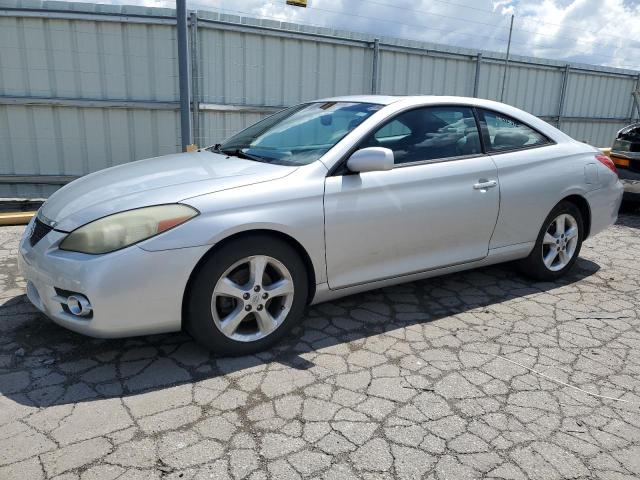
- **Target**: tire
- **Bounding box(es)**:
[185,234,308,355]
[517,201,584,281]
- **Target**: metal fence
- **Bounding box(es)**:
[1,0,639,198]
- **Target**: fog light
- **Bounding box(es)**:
[66,295,92,317]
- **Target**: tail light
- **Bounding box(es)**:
[595,154,618,176]
[611,156,629,168]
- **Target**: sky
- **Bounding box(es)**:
[89,0,640,71]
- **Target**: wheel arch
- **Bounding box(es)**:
[181,229,317,326]
[561,194,592,239]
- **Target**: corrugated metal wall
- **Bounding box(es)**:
[0,5,182,197]
[195,19,373,147]
[564,71,636,118]
[482,62,565,116]
[561,120,631,148]
[1,1,639,198]
[0,104,180,197]
[198,29,371,105]
[0,17,178,99]
[378,52,475,97]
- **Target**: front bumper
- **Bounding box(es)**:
[18,222,209,338]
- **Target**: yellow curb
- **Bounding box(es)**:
[0,211,36,226]
[599,147,611,157]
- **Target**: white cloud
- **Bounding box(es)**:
[87,0,640,70]
[513,0,640,69]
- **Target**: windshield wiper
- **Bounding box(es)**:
[206,143,226,153]
[220,148,265,162]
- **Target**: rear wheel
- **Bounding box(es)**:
[185,235,308,355]
[518,201,584,281]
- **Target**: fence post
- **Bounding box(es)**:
[176,0,192,151]
[557,64,570,129]
[371,38,380,94]
[190,11,200,147]
[473,53,482,97]
[628,74,640,122]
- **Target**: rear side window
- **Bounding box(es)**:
[361,106,482,165]
[478,109,550,152]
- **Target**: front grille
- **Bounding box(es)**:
[29,218,54,247]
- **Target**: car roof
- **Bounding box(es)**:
[315,94,511,109]
[313,95,401,105]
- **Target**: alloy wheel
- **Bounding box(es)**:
[541,213,579,272]
[211,255,294,342]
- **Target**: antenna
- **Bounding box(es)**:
[500,14,515,103]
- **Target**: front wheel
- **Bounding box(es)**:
[185,235,308,355]
[518,201,584,281]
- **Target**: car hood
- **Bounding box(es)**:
[42,150,296,231]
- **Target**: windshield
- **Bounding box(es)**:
[217,102,383,166]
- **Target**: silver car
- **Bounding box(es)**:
[18,95,623,355]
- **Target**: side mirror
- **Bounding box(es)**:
[346,147,394,173]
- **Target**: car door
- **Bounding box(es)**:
[324,105,501,289]
[474,108,564,249]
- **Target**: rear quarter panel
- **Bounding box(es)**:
[489,141,596,249]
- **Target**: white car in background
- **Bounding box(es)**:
[19,95,623,355]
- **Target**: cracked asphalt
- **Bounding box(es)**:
[1,214,640,480]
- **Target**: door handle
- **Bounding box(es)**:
[473,179,497,190]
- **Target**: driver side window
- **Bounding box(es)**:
[362,106,482,165]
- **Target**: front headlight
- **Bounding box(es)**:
[59,204,198,254]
